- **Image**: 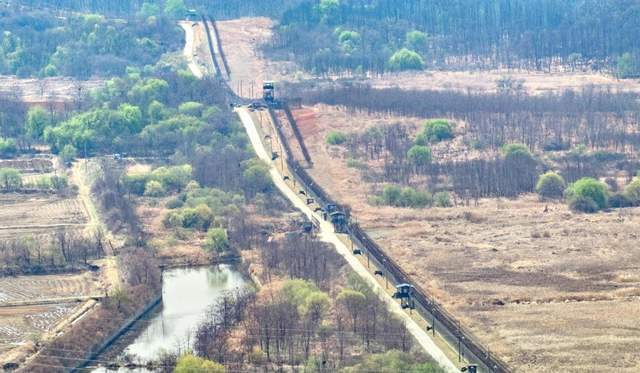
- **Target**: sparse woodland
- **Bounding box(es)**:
[285,83,640,210]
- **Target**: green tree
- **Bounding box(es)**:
[502,143,532,160]
[624,177,640,206]
[433,191,452,207]
[407,145,432,167]
[423,119,453,142]
[25,107,50,140]
[178,101,205,117]
[382,185,402,206]
[536,172,566,199]
[565,177,608,212]
[0,168,22,191]
[405,30,427,50]
[337,288,366,332]
[617,52,638,79]
[60,144,77,163]
[243,160,272,196]
[118,104,143,133]
[164,0,188,19]
[343,350,442,373]
[174,354,224,373]
[326,130,347,145]
[148,100,168,122]
[388,48,424,71]
[318,0,340,24]
[144,180,166,197]
[138,2,161,18]
[204,228,229,253]
[0,138,18,158]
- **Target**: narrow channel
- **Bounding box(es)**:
[92,265,247,372]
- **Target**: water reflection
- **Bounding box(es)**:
[92,265,246,372]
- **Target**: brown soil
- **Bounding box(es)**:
[294,104,640,372]
[0,272,100,304]
[0,193,88,239]
[214,17,304,98]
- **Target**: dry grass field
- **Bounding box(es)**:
[291,104,640,372]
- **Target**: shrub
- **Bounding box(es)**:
[0,168,22,191]
[326,130,347,145]
[204,228,229,253]
[151,165,192,192]
[569,196,599,213]
[407,145,432,167]
[399,187,432,208]
[423,119,453,142]
[178,101,204,117]
[166,197,184,209]
[609,192,633,208]
[346,158,368,169]
[243,161,272,196]
[388,48,424,71]
[433,191,452,207]
[0,138,18,158]
[60,144,77,163]
[405,30,427,50]
[174,354,224,373]
[502,143,532,160]
[536,172,566,199]
[382,185,402,206]
[34,175,68,191]
[623,177,640,206]
[565,177,608,212]
[144,180,166,197]
[122,172,149,195]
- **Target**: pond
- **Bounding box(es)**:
[92,265,247,372]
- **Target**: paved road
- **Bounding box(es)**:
[236,107,459,372]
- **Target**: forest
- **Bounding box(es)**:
[267,0,640,75]
[0,5,182,78]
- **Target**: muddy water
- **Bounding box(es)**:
[93,265,247,372]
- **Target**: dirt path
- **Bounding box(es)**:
[71,160,120,257]
[236,107,459,372]
[179,21,204,79]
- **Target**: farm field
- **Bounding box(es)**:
[290,104,640,371]
[0,194,87,240]
[0,154,104,366]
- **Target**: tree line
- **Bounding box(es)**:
[290,84,640,202]
[264,0,640,75]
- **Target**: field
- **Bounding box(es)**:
[287,104,640,372]
[0,155,105,366]
[209,17,640,371]
[0,193,87,240]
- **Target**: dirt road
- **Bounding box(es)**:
[179,21,204,79]
[236,107,459,372]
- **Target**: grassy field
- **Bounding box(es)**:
[293,104,640,372]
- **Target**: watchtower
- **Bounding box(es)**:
[263,81,275,103]
[393,283,416,309]
[329,211,347,233]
